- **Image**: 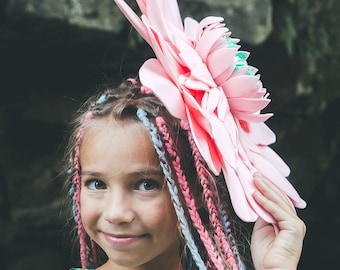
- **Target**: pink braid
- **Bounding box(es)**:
[140,85,152,94]
[181,121,238,270]
[91,239,98,267]
[156,117,224,270]
[73,111,93,268]
[127,77,137,84]
[73,143,87,267]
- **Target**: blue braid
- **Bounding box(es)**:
[68,156,78,223]
[69,183,78,223]
[136,109,207,270]
[96,94,106,104]
[218,205,245,270]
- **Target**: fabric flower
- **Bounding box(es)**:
[114,0,306,223]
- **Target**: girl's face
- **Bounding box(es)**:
[80,117,181,270]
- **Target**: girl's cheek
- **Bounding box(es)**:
[80,195,101,222]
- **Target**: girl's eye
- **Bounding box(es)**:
[137,179,160,191]
[86,179,106,190]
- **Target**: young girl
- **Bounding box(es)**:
[65,0,306,269]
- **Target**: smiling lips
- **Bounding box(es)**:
[103,232,148,247]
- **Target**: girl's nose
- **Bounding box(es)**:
[103,190,135,224]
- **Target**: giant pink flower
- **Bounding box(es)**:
[114,0,306,223]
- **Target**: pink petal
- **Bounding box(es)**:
[223,167,259,222]
[224,112,238,145]
[207,46,237,83]
[136,0,146,13]
[139,59,186,120]
[245,122,276,146]
[190,64,216,87]
[196,27,228,62]
[142,17,182,80]
[258,146,291,177]
[179,75,211,92]
[229,97,271,114]
[177,43,204,70]
[233,111,273,123]
[224,155,280,223]
[216,89,230,121]
[145,0,183,40]
[202,88,220,113]
[221,75,262,98]
[114,0,149,42]
[250,150,306,208]
[210,115,237,168]
[184,17,199,43]
[182,90,211,133]
[186,110,221,175]
[197,16,224,37]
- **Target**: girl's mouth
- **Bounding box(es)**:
[103,232,148,247]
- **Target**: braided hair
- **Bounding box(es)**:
[64,79,250,269]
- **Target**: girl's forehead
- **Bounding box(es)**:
[81,116,153,153]
[83,117,146,138]
[79,116,160,174]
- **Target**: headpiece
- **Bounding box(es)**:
[113,0,306,224]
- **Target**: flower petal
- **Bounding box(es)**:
[184,17,199,42]
[244,122,277,145]
[114,0,149,41]
[196,27,229,62]
[223,166,260,222]
[140,59,186,119]
[229,97,271,114]
[207,46,238,84]
[186,109,221,175]
[221,75,262,98]
[211,116,237,168]
[250,149,307,208]
[144,0,183,41]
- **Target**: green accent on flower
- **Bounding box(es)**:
[235,52,248,66]
[236,51,248,60]
[246,66,257,76]
[225,37,239,48]
[225,37,256,76]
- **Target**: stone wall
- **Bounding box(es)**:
[4,0,272,44]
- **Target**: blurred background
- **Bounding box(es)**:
[0,0,339,269]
